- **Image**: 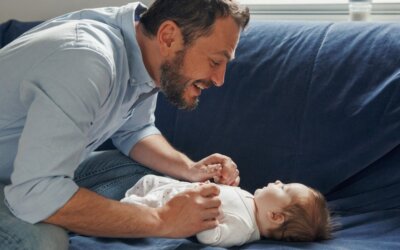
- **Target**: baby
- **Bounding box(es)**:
[121,174,333,247]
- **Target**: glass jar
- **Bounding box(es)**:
[349,0,372,21]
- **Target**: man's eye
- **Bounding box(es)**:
[211,60,220,67]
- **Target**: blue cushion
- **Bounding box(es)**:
[158,21,400,214]
[0,20,40,48]
[69,210,400,249]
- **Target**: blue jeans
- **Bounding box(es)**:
[74,150,159,200]
[0,150,158,249]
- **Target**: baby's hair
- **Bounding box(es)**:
[268,187,334,242]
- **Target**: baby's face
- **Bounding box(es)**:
[254,180,311,212]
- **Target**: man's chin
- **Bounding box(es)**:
[161,90,199,110]
[185,97,199,110]
[178,101,198,111]
[177,99,199,111]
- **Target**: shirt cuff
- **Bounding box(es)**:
[4,177,79,224]
[112,124,161,156]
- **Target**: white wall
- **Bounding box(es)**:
[1,1,398,24]
[0,0,154,23]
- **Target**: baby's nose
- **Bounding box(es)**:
[275,180,282,185]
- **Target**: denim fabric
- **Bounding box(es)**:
[0,184,69,250]
[74,150,160,200]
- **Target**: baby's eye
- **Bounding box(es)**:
[281,185,285,190]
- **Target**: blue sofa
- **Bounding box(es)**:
[1,19,399,249]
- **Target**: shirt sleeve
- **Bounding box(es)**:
[4,48,113,223]
[111,91,161,156]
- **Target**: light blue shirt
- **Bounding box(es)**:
[0,2,161,223]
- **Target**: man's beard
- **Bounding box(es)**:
[159,49,199,110]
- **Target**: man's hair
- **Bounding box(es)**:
[268,187,335,242]
[139,0,250,46]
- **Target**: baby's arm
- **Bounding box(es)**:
[196,212,252,247]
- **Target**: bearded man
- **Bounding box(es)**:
[0,1,249,249]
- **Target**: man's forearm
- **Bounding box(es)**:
[44,188,164,238]
[129,134,193,180]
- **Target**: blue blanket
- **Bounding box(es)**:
[1,20,399,249]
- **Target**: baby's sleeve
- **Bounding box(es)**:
[196,212,253,247]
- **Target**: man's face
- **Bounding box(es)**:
[159,17,240,110]
[159,49,207,110]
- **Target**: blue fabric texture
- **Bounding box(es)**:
[1,20,399,249]
[74,150,160,200]
[0,184,69,250]
[0,20,40,48]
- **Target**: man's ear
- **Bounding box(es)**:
[156,20,183,57]
[267,211,285,225]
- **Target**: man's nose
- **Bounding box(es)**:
[211,66,226,87]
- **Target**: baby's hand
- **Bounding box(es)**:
[212,159,240,186]
[186,161,222,182]
[188,154,239,186]
[201,163,222,174]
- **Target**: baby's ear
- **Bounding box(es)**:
[267,211,285,225]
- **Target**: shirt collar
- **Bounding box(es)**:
[118,2,155,88]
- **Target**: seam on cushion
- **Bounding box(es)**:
[381,73,400,123]
[295,23,334,169]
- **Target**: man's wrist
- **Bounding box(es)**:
[152,206,175,238]
[177,153,195,181]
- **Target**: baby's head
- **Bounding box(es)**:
[254,180,333,242]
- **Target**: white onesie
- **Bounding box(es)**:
[121,175,260,247]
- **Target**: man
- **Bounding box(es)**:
[0,0,250,249]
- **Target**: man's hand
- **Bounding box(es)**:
[156,183,221,238]
[187,153,240,186]
[130,135,239,185]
